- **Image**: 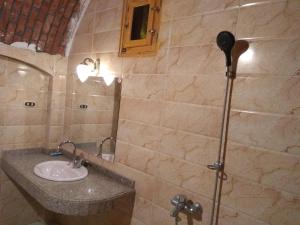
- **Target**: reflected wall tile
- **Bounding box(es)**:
[72,94,114,110]
[71,109,113,125]
[122,49,168,74]
[0,88,48,109]
[226,142,300,194]
[70,34,93,54]
[94,8,122,33]
[122,75,166,100]
[51,92,66,109]
[73,76,114,96]
[3,108,46,126]
[161,103,222,138]
[164,74,226,107]
[119,98,164,125]
[52,75,67,93]
[54,55,68,76]
[168,45,225,76]
[0,108,4,126]
[232,76,300,115]
[93,30,120,53]
[237,0,300,39]
[0,125,46,145]
[70,124,112,141]
[171,10,238,47]
[237,39,300,76]
[229,111,300,155]
[49,109,65,126]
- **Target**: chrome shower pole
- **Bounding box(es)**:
[208,31,236,225]
[208,67,235,225]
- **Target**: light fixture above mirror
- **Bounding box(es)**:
[76,58,116,85]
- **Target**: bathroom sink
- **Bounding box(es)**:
[34,161,88,182]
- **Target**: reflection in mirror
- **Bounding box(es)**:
[131,4,150,40]
[64,75,121,161]
[0,56,51,149]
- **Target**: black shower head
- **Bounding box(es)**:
[216,31,235,67]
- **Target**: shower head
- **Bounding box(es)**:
[216,31,235,67]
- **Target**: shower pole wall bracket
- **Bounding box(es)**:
[207,31,236,225]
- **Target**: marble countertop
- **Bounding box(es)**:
[1,149,135,216]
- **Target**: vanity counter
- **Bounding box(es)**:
[1,149,135,216]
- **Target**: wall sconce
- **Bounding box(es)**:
[76,58,115,86]
[76,58,99,83]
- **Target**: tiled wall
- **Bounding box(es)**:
[68,0,300,225]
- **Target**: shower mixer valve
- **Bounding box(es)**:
[170,194,202,221]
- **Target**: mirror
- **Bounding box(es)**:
[64,75,121,161]
[131,4,150,40]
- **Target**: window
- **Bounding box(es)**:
[119,0,161,56]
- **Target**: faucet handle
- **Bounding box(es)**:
[171,194,187,206]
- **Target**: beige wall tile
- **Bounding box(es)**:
[161,103,222,138]
[122,49,168,75]
[229,111,300,155]
[76,13,94,35]
[122,75,166,100]
[94,0,123,12]
[237,39,300,76]
[93,30,120,53]
[119,98,164,125]
[70,34,93,54]
[226,142,300,194]
[237,0,300,39]
[232,76,300,115]
[163,0,239,20]
[164,74,226,107]
[171,10,238,47]
[168,45,225,76]
[94,8,122,33]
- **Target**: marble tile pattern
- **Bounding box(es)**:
[0,0,299,224]
[66,0,300,225]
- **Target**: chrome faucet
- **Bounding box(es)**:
[170,194,203,222]
[97,137,115,158]
[57,140,82,168]
[170,194,187,217]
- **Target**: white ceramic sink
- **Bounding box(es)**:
[34,161,88,182]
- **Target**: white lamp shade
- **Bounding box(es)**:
[76,64,90,83]
[103,73,115,86]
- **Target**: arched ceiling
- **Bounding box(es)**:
[0,0,83,56]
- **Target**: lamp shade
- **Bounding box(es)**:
[76,64,90,82]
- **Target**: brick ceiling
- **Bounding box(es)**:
[0,0,81,55]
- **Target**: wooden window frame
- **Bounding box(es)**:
[119,0,162,57]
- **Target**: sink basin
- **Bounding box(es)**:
[34,161,88,182]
